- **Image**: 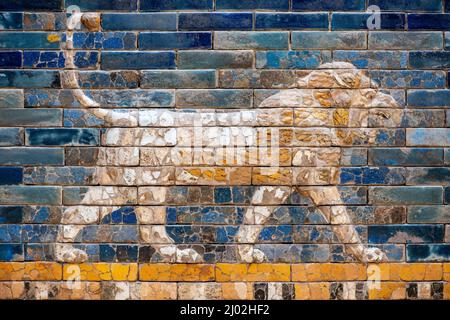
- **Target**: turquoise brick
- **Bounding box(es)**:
[255,13,328,30]
[73,32,136,50]
[369,32,442,50]
[407,128,450,146]
[370,71,446,88]
[140,0,212,11]
[214,32,289,50]
[176,89,252,108]
[408,206,450,223]
[139,32,212,50]
[332,13,405,30]
[23,167,96,185]
[408,90,450,107]
[0,13,23,30]
[0,186,61,205]
[141,70,215,89]
[407,244,450,262]
[217,0,288,10]
[65,0,137,10]
[0,90,23,108]
[369,186,443,204]
[0,148,64,165]
[178,51,253,69]
[179,13,253,31]
[101,52,175,70]
[102,13,176,31]
[0,71,60,89]
[369,224,444,243]
[0,32,60,49]
[292,31,366,49]
[293,0,365,11]
[409,52,450,69]
[0,109,61,126]
[406,168,450,185]
[332,51,407,69]
[0,128,23,146]
[26,128,100,146]
[369,0,442,12]
[256,51,331,69]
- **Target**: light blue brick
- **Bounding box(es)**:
[369,186,443,204]
[406,167,450,185]
[23,167,96,185]
[256,51,331,69]
[77,71,139,89]
[0,186,61,205]
[102,13,176,30]
[408,90,450,107]
[141,70,216,89]
[369,148,444,166]
[407,128,450,146]
[0,109,61,126]
[0,90,23,108]
[214,32,289,50]
[370,71,446,88]
[0,128,23,146]
[0,148,64,165]
[0,32,61,49]
[0,71,60,88]
[333,51,408,69]
[26,128,100,146]
[0,13,23,30]
[178,51,253,69]
[176,89,252,108]
[369,32,442,49]
[292,31,366,49]
[408,206,450,223]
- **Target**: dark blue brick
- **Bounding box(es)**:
[140,0,213,11]
[22,225,57,243]
[256,13,328,30]
[408,90,450,107]
[0,244,23,261]
[369,148,444,166]
[179,13,253,31]
[101,13,176,31]
[368,225,445,243]
[214,187,232,203]
[101,52,175,70]
[0,148,64,165]
[332,13,405,30]
[217,0,289,10]
[0,225,21,242]
[0,71,60,88]
[139,32,212,50]
[0,207,22,224]
[259,226,293,243]
[445,187,450,204]
[369,0,443,12]
[26,128,99,146]
[0,52,22,68]
[99,244,138,262]
[101,207,137,224]
[0,0,61,11]
[293,0,365,11]
[407,244,450,262]
[73,32,136,50]
[65,0,137,10]
[410,52,450,69]
[23,51,64,68]
[408,14,450,30]
[0,167,22,185]
[216,226,239,243]
[0,13,23,29]
[447,0,450,12]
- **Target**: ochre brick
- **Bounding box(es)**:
[215,264,290,282]
[221,283,253,300]
[139,264,215,282]
[63,263,138,281]
[444,283,450,300]
[58,282,102,300]
[368,282,406,300]
[443,264,450,281]
[0,282,25,299]
[292,264,366,282]
[375,263,442,281]
[294,283,330,300]
[140,283,177,300]
[0,262,62,281]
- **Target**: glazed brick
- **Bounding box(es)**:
[65,0,137,10]
[214,32,289,50]
[101,52,175,70]
[408,206,450,223]
[332,13,405,30]
[0,109,61,127]
[140,264,214,281]
[0,148,64,165]
[217,0,289,10]
[255,244,329,262]
[178,13,253,31]
[369,225,445,243]
[369,186,443,205]
[75,71,140,89]
[73,32,136,50]
[408,14,450,30]
[140,0,213,11]
[216,264,290,282]
[409,52,450,69]
[141,70,215,89]
[0,33,60,49]
[370,71,446,89]
[333,51,407,69]
[0,1,61,11]
[446,149,450,165]
[219,69,305,88]
[407,245,450,262]
[0,71,60,89]
[99,244,138,262]
[369,32,443,50]
[0,13,23,30]
[0,244,23,262]
[21,225,58,243]
[0,90,23,108]
[176,90,252,108]
[408,90,450,107]
[446,187,450,204]
[402,110,446,128]
[407,129,450,146]
[292,32,366,49]
[255,13,328,30]
[0,128,23,146]
[0,167,22,185]
[25,128,100,146]
[102,14,176,31]
[139,32,212,50]
[23,51,97,69]
[23,13,66,31]
[256,51,331,69]
[369,0,443,12]
[0,186,61,205]
[62,263,138,281]
[406,168,450,185]
[0,225,21,242]
[340,167,406,185]
[0,207,23,224]
[23,167,96,185]
[178,51,253,69]
[292,0,365,11]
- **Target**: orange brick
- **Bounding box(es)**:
[443,264,450,281]
[294,283,330,300]
[368,282,406,300]
[221,283,253,300]
[63,263,138,281]
[215,264,290,282]
[0,262,62,281]
[0,282,25,299]
[375,263,442,281]
[58,282,102,300]
[139,264,214,281]
[140,283,177,300]
[444,283,450,300]
[292,263,366,282]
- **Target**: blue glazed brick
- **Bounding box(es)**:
[293,226,334,243]
[408,206,450,223]
[445,187,450,204]
[293,0,365,11]
[22,206,61,224]
[76,225,138,243]
[0,71,60,89]
[179,13,253,31]
[256,51,331,69]
[0,225,21,242]
[216,226,240,243]
[369,186,443,204]
[0,207,23,224]
[333,51,407,69]
[0,167,22,185]
[408,14,450,30]
[73,52,99,69]
[0,1,61,11]
[0,148,64,165]
[369,32,443,50]
[178,51,253,69]
[99,244,138,262]
[0,90,23,108]
[407,167,450,185]
[370,71,446,88]
[214,187,232,203]
[292,31,366,49]
[0,13,23,30]
[0,186,61,205]
[402,110,445,128]
[407,244,450,262]
[217,0,288,10]
[0,32,61,49]
[64,109,106,127]
[369,0,443,12]
[23,167,96,185]
[332,13,405,30]
[369,225,445,243]
[214,32,288,50]
[408,90,450,107]
[77,71,139,89]
[65,0,137,10]
[409,52,450,69]
[73,32,136,50]
[258,226,293,243]
[340,167,405,185]
[141,70,216,89]
[176,89,252,108]
[101,52,175,70]
[22,225,57,243]
[23,51,64,68]
[23,13,66,31]
[167,206,244,224]
[407,128,450,146]
[340,148,367,166]
[102,13,176,31]
[140,0,212,11]
[255,13,328,30]
[100,207,137,224]
[0,244,23,261]
[24,244,54,261]
[256,244,329,262]
[0,128,23,146]
[446,149,450,165]
[139,32,212,50]
[26,128,99,146]
[0,109,62,126]
[269,206,328,224]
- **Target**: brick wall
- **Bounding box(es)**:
[0,0,449,300]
